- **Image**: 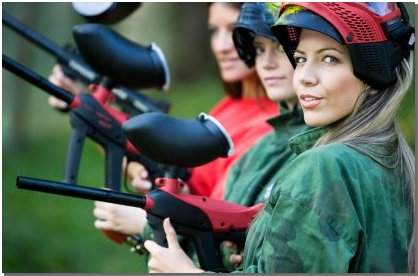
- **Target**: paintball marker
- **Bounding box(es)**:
[3,21,187,248]
[2,11,170,116]
[3,22,173,190]
[16,112,264,272]
[3,53,167,189]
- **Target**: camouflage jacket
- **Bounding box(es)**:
[242,127,412,272]
[219,105,307,271]
[224,105,307,206]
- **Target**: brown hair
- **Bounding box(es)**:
[208,3,244,99]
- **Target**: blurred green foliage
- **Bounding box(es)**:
[2,2,415,273]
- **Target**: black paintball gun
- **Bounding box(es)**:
[2,11,170,116]
[3,22,189,247]
[3,22,172,190]
[16,112,264,272]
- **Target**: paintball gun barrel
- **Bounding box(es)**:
[2,54,76,106]
[17,176,147,208]
[16,176,263,272]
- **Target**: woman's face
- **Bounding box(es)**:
[293,29,364,127]
[208,3,254,82]
[254,35,296,107]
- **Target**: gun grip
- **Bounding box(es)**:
[64,121,87,184]
[152,227,168,248]
[105,144,124,191]
[102,230,127,244]
[147,214,168,247]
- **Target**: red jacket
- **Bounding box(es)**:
[188,95,278,199]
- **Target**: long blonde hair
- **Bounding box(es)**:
[315,54,415,272]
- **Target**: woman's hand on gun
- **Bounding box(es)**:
[144,218,204,273]
[48,64,84,109]
[93,200,147,235]
[92,161,152,236]
[128,162,153,193]
[224,241,244,266]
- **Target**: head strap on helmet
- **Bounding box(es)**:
[272,2,415,90]
[233,2,280,67]
[383,3,415,51]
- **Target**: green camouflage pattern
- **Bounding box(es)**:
[224,105,307,206]
[242,127,412,272]
[219,104,308,271]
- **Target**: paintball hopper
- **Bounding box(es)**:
[73,24,170,90]
[122,113,234,168]
[72,3,141,24]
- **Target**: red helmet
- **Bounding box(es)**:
[272,2,415,90]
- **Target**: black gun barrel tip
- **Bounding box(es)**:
[16,176,22,187]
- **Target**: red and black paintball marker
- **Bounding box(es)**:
[16,112,264,272]
[3,21,190,248]
[2,11,170,117]
[3,22,172,190]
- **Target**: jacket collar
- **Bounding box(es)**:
[288,127,328,155]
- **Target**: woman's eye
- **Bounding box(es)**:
[254,46,264,55]
[323,55,337,63]
[208,27,217,37]
[294,56,306,64]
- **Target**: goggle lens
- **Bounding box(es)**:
[357,2,398,17]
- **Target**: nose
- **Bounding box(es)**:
[296,61,317,87]
[261,49,278,70]
[212,29,233,53]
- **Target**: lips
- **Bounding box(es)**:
[299,94,323,109]
[263,77,285,86]
[219,57,240,69]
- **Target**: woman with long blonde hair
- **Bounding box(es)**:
[143,2,415,273]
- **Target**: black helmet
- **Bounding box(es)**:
[233,2,281,67]
[272,2,415,90]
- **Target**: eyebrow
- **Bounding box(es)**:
[295,47,344,55]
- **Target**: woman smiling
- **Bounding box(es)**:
[143,3,415,273]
